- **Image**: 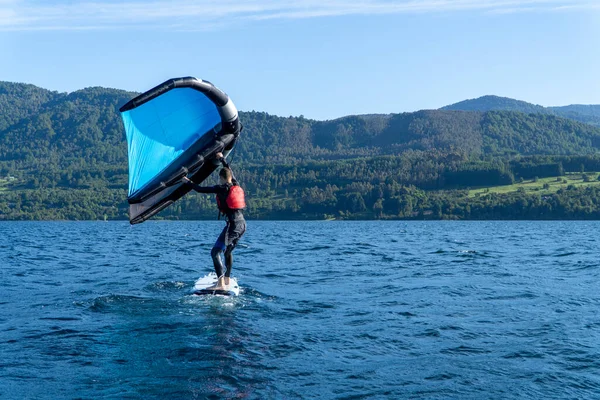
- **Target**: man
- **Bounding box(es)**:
[182,152,246,290]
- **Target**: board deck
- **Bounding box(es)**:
[192,273,240,296]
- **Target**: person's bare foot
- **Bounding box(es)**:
[207,277,229,291]
[224,277,230,286]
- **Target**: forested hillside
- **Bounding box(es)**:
[442,95,600,127]
[2,82,600,220]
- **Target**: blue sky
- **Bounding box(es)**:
[1,0,599,120]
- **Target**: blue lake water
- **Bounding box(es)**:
[1,221,599,399]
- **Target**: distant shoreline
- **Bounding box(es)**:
[3,217,600,222]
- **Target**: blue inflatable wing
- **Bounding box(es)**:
[120,77,241,224]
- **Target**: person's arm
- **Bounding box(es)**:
[215,152,239,185]
[181,176,223,193]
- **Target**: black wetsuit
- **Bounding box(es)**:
[186,159,246,279]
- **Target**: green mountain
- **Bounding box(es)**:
[442,95,600,126]
[240,108,600,163]
[0,82,61,131]
[3,83,600,168]
[2,82,600,221]
[442,95,547,114]
[551,104,600,117]
[549,104,600,126]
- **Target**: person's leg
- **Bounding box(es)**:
[210,246,225,278]
[224,244,235,280]
[209,225,228,289]
[224,221,246,282]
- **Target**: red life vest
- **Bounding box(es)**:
[216,184,246,213]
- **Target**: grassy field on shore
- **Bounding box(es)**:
[468,173,600,197]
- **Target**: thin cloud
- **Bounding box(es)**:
[487,7,541,14]
[0,0,596,31]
